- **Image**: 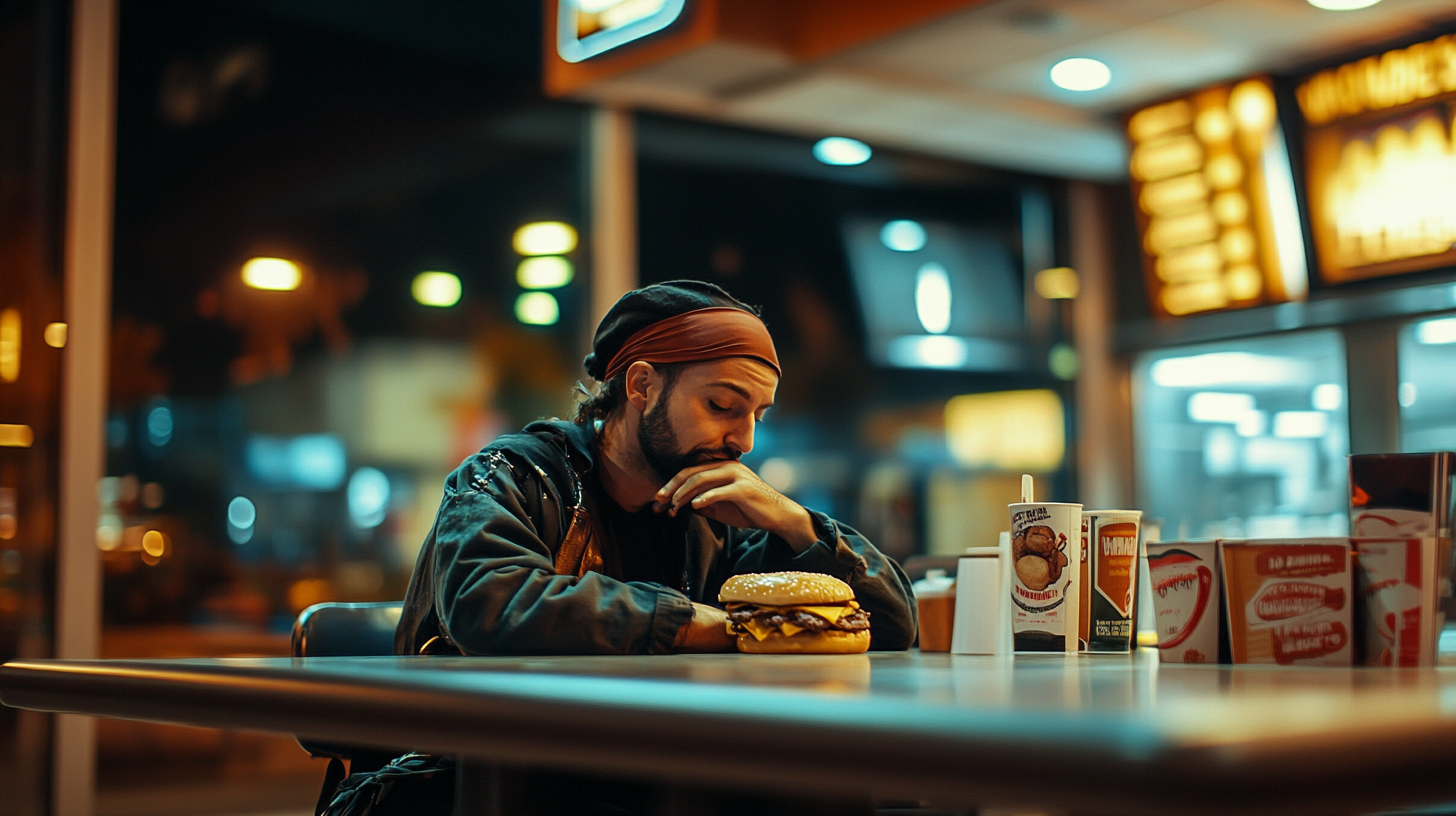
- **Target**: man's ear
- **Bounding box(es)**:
[623,361,657,413]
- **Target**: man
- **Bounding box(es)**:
[396,280,915,657]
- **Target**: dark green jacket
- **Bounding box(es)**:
[396,420,916,655]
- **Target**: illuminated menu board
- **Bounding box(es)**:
[1298,34,1456,284]
[556,0,686,63]
[1126,79,1308,317]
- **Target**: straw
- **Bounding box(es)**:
[1020,474,1033,503]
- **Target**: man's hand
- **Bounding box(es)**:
[653,461,818,550]
[674,602,737,653]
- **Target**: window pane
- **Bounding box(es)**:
[1399,314,1456,452]
[1133,330,1349,540]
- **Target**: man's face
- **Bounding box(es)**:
[636,357,778,484]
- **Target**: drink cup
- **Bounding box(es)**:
[1009,502,1083,653]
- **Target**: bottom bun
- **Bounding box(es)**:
[737,628,870,654]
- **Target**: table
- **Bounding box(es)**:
[4,651,1456,815]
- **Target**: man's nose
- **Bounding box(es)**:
[726,417,754,455]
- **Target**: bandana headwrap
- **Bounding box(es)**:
[601,307,780,383]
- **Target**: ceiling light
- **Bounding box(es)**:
[411,271,462,307]
[1307,0,1381,9]
[812,137,872,166]
[1050,57,1111,91]
[1416,317,1456,344]
[517,256,574,289]
[515,292,560,326]
[915,263,951,334]
[513,222,577,256]
[880,220,927,252]
[241,257,302,291]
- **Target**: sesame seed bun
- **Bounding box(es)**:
[737,628,870,655]
[718,571,855,607]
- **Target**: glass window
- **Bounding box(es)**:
[1133,330,1349,540]
[1399,313,1456,452]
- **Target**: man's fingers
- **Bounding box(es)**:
[667,469,736,514]
[688,486,730,509]
[654,462,726,504]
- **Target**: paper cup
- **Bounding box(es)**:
[1009,502,1083,653]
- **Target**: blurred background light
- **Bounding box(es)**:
[1416,317,1456,344]
[246,434,346,490]
[1048,343,1079,380]
[887,335,968,368]
[1034,266,1080,299]
[812,136,872,166]
[1050,57,1111,91]
[1150,352,1308,387]
[1188,391,1256,423]
[915,263,951,334]
[411,271,461,307]
[0,309,18,382]
[1399,382,1418,407]
[516,256,574,289]
[0,425,34,448]
[43,322,67,348]
[226,496,255,544]
[945,389,1065,471]
[241,257,302,291]
[1312,383,1344,410]
[347,467,390,528]
[1307,0,1381,8]
[514,291,560,325]
[141,530,166,558]
[513,221,577,256]
[880,219,926,252]
[758,457,797,493]
[1273,410,1329,438]
[146,404,173,446]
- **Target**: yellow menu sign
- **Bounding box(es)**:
[1298,34,1456,283]
[1127,79,1308,317]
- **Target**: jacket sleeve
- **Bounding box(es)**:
[721,511,917,650]
[431,453,694,656]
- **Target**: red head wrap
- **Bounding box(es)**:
[601,307,781,383]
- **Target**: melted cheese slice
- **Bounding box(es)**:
[730,601,860,640]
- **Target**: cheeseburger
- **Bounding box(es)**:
[718,572,871,654]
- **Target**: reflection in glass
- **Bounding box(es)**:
[1399,314,1456,452]
[1135,331,1349,539]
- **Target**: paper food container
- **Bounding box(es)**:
[1353,537,1439,668]
[1349,453,1455,626]
[1220,538,1352,667]
[1079,511,1142,653]
[1146,541,1223,664]
[1009,502,1082,653]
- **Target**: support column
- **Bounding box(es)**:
[1343,322,1401,455]
[588,106,637,331]
[1069,181,1134,511]
[54,0,116,812]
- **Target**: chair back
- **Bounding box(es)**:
[291,601,405,761]
[292,601,404,658]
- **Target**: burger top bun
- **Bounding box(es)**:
[718,571,854,606]
[738,628,869,655]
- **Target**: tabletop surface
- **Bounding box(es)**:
[5,650,1456,815]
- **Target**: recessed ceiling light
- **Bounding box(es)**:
[1307,0,1381,9]
[1050,57,1111,92]
[812,137,872,166]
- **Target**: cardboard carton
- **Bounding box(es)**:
[1220,538,1352,667]
[1146,541,1223,664]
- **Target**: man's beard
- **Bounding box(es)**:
[637,397,738,485]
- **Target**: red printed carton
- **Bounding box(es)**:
[1353,538,1438,668]
[1220,539,1352,667]
[1146,541,1222,664]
